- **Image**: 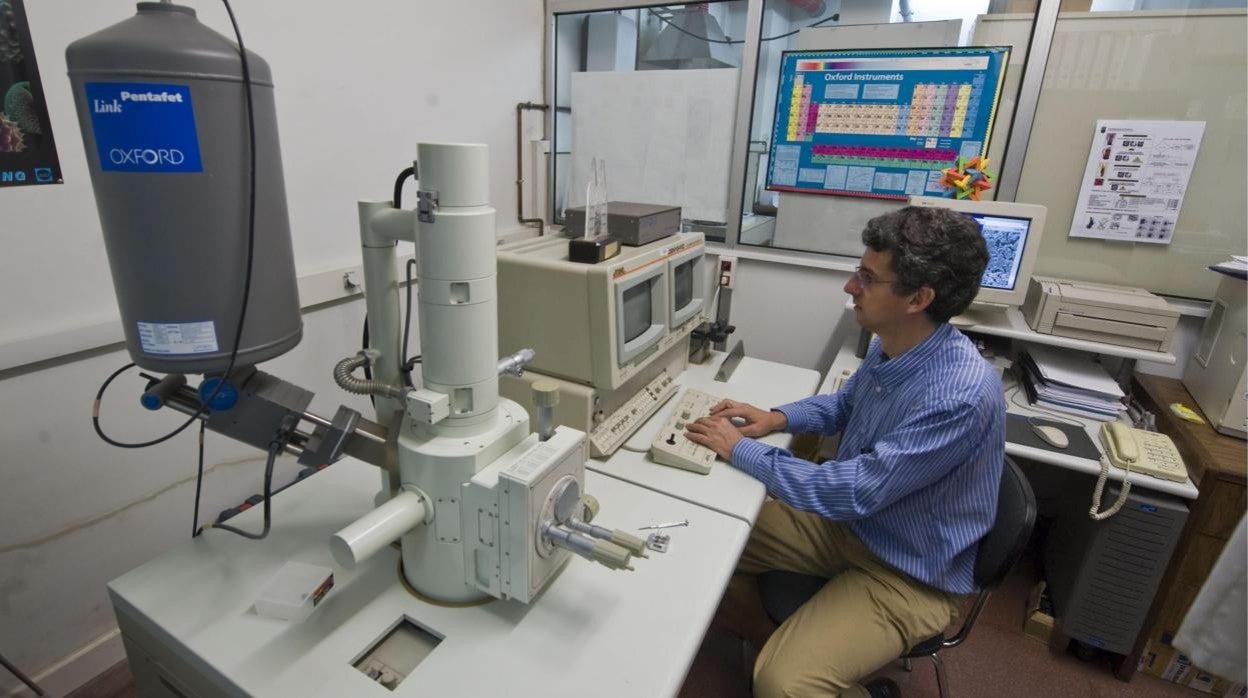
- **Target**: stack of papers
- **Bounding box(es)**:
[1018,344,1126,422]
[1209,256,1247,279]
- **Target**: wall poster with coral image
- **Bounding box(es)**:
[1,0,61,187]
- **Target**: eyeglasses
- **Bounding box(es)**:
[852,266,897,289]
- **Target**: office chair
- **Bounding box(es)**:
[757,457,1036,698]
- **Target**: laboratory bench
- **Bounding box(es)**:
[108,350,821,697]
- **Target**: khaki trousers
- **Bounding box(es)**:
[733,500,963,698]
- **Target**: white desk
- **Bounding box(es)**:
[822,336,1198,500]
[110,460,752,698]
[588,352,821,524]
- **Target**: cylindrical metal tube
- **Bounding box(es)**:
[333,353,405,401]
[414,143,499,425]
[417,142,489,208]
[497,348,535,377]
[531,379,559,442]
[140,374,188,410]
[358,200,406,424]
[537,407,554,442]
[566,520,648,557]
[331,490,427,568]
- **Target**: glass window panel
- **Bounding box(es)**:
[737,1,1036,257]
[552,3,748,242]
[1016,1,1246,300]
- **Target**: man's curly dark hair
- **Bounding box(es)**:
[861,206,989,323]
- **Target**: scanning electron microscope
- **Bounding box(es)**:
[67,2,645,608]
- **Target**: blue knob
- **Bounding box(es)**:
[140,392,163,410]
[198,377,239,411]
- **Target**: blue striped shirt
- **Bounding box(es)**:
[730,323,1005,594]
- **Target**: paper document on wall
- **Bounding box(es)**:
[1068,120,1205,245]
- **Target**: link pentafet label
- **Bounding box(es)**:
[85,82,203,173]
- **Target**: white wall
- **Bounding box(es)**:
[0,1,543,695]
[726,259,857,372]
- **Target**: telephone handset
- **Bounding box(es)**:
[1090,423,1188,520]
[1101,423,1187,481]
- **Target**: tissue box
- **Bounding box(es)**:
[255,561,334,622]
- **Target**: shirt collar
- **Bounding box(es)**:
[870,322,955,390]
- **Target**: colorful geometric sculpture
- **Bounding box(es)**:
[938,156,995,201]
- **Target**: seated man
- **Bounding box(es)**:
[686,205,1005,698]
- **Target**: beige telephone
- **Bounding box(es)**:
[1101,423,1188,481]
[1090,423,1188,520]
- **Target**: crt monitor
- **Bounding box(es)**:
[908,196,1046,321]
[496,232,707,392]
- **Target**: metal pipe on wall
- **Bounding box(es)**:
[516,101,550,234]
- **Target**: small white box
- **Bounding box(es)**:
[254,562,334,622]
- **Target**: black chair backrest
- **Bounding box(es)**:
[972,456,1036,591]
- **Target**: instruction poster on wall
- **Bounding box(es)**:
[0,0,62,187]
[1069,120,1204,244]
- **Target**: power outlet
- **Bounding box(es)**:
[718,256,737,289]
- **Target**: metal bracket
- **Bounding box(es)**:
[645,533,670,553]
[298,405,361,467]
[715,340,745,383]
[417,190,439,223]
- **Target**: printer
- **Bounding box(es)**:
[1022,276,1180,352]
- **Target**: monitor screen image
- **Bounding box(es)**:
[906,196,1047,311]
[673,258,695,312]
[968,213,1029,291]
[622,282,652,343]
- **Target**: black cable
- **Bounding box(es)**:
[0,651,45,697]
[205,438,282,540]
[401,258,419,387]
[361,165,419,389]
[393,165,416,208]
[91,0,259,450]
[361,315,373,380]
[646,8,839,45]
[192,420,206,537]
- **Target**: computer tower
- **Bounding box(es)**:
[1183,275,1247,439]
[1044,482,1188,654]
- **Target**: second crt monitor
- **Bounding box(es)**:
[909,196,1046,324]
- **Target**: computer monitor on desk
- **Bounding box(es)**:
[908,196,1047,327]
[496,233,708,457]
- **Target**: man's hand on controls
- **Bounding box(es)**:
[685,400,786,460]
[707,399,786,438]
[684,416,743,461]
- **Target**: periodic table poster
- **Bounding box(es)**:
[766,47,1009,201]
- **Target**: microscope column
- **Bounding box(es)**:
[415,143,499,428]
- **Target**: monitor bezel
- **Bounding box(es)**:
[614,263,667,366]
[907,196,1047,308]
[667,245,706,329]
